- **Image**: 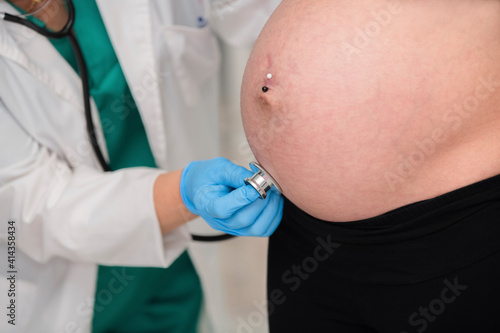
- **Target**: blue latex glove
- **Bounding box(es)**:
[180,157,284,237]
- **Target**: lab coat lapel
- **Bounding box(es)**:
[96,0,168,169]
[0,3,82,109]
[0,2,109,169]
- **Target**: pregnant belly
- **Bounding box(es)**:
[241,0,500,221]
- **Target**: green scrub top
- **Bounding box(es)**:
[22,1,203,332]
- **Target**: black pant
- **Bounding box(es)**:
[268,174,500,332]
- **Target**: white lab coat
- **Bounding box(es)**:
[0,1,278,332]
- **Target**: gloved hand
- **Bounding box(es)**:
[180,157,284,237]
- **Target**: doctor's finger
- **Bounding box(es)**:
[224,194,271,229]
[239,191,284,237]
[204,185,261,219]
[217,159,254,189]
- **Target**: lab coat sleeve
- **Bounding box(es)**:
[0,104,191,268]
[209,0,281,47]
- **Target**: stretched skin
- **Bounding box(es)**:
[241,0,500,222]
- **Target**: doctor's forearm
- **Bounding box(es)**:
[153,170,197,234]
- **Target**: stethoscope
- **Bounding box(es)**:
[2,0,281,242]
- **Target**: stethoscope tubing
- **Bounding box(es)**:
[5,0,111,173]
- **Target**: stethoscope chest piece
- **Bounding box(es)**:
[245,162,282,199]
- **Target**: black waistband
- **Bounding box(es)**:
[273,174,500,284]
[283,173,500,244]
